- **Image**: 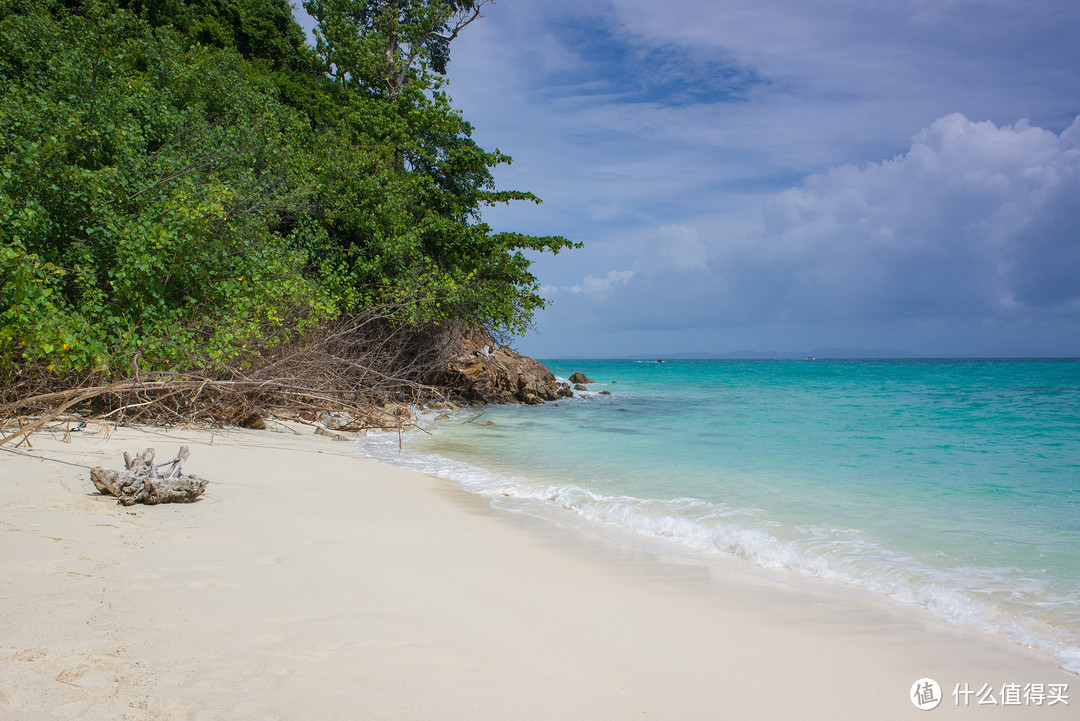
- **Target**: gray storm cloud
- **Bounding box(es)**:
[751,114,1080,321]
[537,114,1080,354]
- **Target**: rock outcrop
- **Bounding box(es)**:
[428,328,572,405]
[569,372,595,384]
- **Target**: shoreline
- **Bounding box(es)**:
[368,397,1080,678]
[1,423,1074,719]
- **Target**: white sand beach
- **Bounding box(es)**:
[0,422,1074,720]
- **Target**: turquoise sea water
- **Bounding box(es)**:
[357,359,1080,673]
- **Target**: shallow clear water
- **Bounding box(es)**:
[357,358,1080,673]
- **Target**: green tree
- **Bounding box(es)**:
[116,0,313,70]
[299,0,577,334]
[303,0,489,97]
[1,0,577,383]
[1,0,326,372]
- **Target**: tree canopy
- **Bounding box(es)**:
[304,0,490,97]
[0,0,576,381]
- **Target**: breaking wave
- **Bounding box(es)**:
[355,427,1080,675]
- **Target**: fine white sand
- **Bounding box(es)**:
[1,422,1074,720]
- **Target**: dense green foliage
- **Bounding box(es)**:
[304,0,484,97]
[0,0,574,378]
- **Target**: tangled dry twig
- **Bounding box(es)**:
[0,308,462,446]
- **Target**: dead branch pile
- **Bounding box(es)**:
[0,309,460,447]
[91,446,207,505]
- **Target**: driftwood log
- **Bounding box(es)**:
[91,446,208,506]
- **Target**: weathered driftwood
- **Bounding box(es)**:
[91,446,208,506]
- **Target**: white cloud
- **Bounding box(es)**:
[526,113,1080,356]
[543,269,635,296]
[635,224,711,273]
[746,113,1080,319]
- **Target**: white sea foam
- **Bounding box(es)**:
[355,428,1080,675]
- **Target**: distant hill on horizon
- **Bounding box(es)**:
[658,348,918,360]
[542,348,917,360]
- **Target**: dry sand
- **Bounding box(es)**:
[0,422,1074,720]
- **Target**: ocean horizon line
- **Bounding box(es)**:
[535,352,1080,361]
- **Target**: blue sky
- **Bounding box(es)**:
[292,0,1080,357]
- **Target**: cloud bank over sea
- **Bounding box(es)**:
[758,114,1080,319]
[536,114,1080,356]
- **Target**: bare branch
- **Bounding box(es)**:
[0,303,466,443]
[439,0,491,43]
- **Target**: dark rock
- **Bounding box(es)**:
[599,390,612,395]
[427,327,569,405]
[574,384,588,391]
[569,372,595,384]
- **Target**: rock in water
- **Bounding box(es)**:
[91,447,208,506]
[568,372,595,384]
